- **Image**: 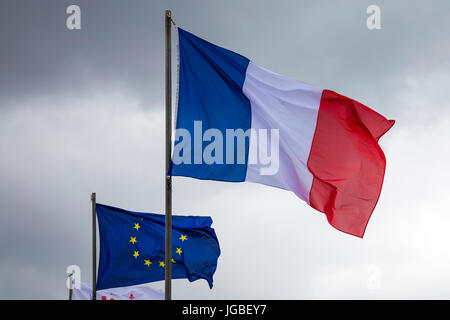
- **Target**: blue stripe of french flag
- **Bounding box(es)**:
[169,28,394,237]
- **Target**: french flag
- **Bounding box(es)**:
[169,28,395,238]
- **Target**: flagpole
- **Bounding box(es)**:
[68,272,73,300]
[91,192,97,300]
[164,9,173,301]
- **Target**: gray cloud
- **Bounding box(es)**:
[1,0,450,299]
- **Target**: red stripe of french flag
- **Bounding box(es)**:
[308,90,395,237]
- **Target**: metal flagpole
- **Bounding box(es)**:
[91,192,97,300]
[68,272,74,300]
[164,9,173,301]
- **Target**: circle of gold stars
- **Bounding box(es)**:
[129,218,187,269]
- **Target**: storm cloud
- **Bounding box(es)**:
[1,0,450,299]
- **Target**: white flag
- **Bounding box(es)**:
[72,282,164,300]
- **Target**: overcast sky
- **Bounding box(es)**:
[1,0,450,299]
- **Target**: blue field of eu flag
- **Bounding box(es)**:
[96,204,221,290]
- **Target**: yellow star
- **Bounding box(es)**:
[175,247,182,255]
[129,236,137,245]
[159,261,165,268]
[171,258,176,263]
[144,259,152,267]
[179,234,187,242]
[133,223,140,231]
[139,217,144,221]
[133,251,139,259]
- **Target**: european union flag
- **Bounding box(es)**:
[96,204,221,290]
